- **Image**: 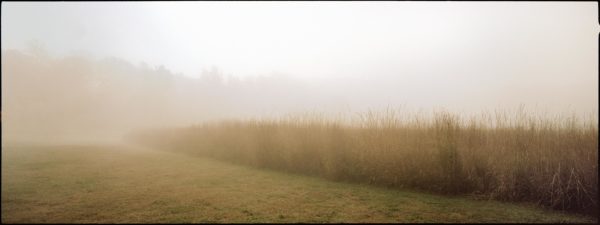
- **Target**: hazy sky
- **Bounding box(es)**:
[2,2,598,113]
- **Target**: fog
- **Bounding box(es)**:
[1,2,598,143]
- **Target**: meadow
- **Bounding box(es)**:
[1,144,595,223]
[131,108,598,216]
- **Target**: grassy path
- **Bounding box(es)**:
[1,144,596,223]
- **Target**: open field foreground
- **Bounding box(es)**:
[1,144,596,223]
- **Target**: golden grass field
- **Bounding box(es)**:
[133,109,598,217]
[1,144,596,223]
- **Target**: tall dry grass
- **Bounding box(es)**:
[131,108,598,214]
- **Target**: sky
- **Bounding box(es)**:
[1,2,599,114]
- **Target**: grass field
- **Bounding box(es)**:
[1,144,596,223]
[132,110,598,214]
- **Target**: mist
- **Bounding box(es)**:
[2,2,600,223]
[1,2,598,143]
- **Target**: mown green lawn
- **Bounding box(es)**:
[1,144,596,223]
